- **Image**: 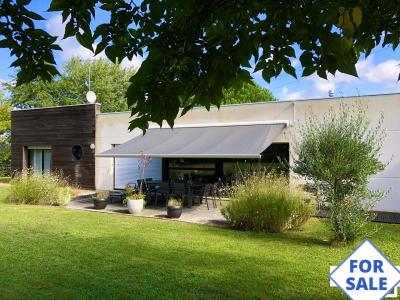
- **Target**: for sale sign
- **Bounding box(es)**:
[330,240,400,300]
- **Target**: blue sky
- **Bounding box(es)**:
[1,1,399,100]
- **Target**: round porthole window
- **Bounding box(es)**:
[72,145,83,161]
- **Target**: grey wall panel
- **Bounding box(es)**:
[114,157,162,189]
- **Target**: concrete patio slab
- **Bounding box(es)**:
[67,197,229,227]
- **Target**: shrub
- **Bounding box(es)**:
[10,170,74,206]
[95,191,109,200]
[221,173,314,233]
[168,199,182,206]
[293,103,387,245]
[125,184,145,199]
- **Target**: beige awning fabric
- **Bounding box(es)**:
[97,121,287,159]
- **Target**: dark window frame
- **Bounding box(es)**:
[28,148,52,173]
[163,143,289,182]
[71,144,83,161]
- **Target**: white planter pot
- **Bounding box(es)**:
[127,198,144,214]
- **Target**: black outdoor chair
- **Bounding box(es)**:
[213,183,223,206]
[169,182,187,205]
[145,182,158,205]
[187,183,203,207]
[109,190,125,204]
[155,182,170,207]
[136,179,148,193]
[204,184,217,210]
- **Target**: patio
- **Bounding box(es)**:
[67,195,229,227]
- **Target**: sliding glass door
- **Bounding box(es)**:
[28,148,52,174]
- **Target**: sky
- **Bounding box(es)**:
[0,1,399,101]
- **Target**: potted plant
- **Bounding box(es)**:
[167,199,183,218]
[125,184,145,214]
[93,191,109,209]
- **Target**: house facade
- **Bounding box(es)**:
[11,104,99,189]
[11,93,400,213]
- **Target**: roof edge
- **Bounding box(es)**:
[12,103,101,112]
[148,120,289,129]
[98,92,400,116]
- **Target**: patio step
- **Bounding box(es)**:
[72,193,95,202]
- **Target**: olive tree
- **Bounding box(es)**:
[293,104,387,245]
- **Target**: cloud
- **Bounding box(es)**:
[272,54,400,100]
[45,13,66,38]
[279,86,305,101]
[121,56,144,70]
[291,58,300,68]
[45,14,144,70]
[302,55,400,97]
[363,59,400,84]
[46,14,97,61]
[0,78,14,87]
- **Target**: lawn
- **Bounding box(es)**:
[0,184,10,202]
[1,186,400,299]
[0,176,10,184]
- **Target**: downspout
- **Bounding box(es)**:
[292,101,296,127]
[290,101,296,185]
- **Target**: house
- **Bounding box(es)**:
[11,93,400,215]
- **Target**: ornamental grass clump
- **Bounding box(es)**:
[10,169,74,206]
[221,173,314,233]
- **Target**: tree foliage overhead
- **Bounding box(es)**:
[1,1,399,131]
[4,58,136,112]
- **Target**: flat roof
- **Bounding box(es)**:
[11,103,101,112]
[10,92,400,114]
[98,92,400,116]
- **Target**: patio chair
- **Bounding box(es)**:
[203,184,217,210]
[186,182,200,206]
[213,183,223,206]
[155,182,170,207]
[109,190,125,204]
[145,182,157,205]
[136,179,148,193]
[169,182,188,205]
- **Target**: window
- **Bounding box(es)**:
[72,145,83,161]
[163,143,289,183]
[223,143,289,177]
[165,158,217,183]
[28,148,52,174]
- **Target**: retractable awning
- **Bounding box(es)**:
[97,121,287,159]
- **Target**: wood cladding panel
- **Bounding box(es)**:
[11,104,100,189]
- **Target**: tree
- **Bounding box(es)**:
[221,83,276,105]
[1,1,399,131]
[293,104,387,245]
[0,92,12,176]
[5,58,136,112]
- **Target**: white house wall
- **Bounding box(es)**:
[95,93,400,212]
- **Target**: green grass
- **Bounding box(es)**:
[1,186,400,299]
[0,176,11,184]
[0,185,10,203]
